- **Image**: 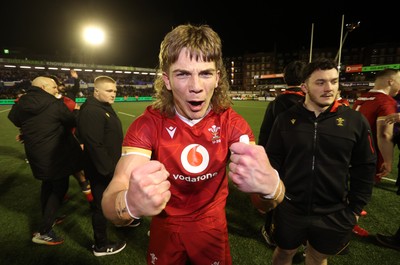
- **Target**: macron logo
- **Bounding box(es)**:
[166,126,177,139]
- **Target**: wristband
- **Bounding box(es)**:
[261,170,280,199]
[124,190,141,220]
[115,190,139,226]
[255,180,286,212]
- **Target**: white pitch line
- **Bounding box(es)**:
[382,177,396,183]
[118,112,136,118]
[0,108,11,113]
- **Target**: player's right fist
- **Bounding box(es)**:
[126,160,171,217]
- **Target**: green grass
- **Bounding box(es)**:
[0,101,399,265]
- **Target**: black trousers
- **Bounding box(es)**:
[39,177,69,234]
[87,173,111,247]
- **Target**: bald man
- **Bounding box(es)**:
[31,76,59,96]
[8,76,83,246]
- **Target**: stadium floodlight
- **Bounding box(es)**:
[336,15,360,67]
[340,21,361,47]
[83,26,105,46]
[346,21,361,32]
[81,25,105,63]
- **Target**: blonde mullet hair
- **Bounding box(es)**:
[152,24,232,117]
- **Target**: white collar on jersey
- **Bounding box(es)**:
[175,106,211,126]
[368,89,388,95]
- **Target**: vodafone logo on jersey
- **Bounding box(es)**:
[181,144,210,173]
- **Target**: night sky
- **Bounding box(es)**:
[2,1,398,68]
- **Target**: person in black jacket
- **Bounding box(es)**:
[267,58,377,265]
[258,60,306,148]
[46,74,93,203]
[257,60,306,248]
[8,76,83,245]
[77,76,130,256]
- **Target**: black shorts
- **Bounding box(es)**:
[272,200,357,255]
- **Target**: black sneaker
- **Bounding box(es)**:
[32,230,64,246]
[376,233,400,251]
[261,225,276,247]
[92,241,127,256]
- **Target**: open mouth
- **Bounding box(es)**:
[188,101,203,106]
[187,100,205,112]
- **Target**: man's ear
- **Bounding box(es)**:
[300,83,307,93]
[162,73,172,91]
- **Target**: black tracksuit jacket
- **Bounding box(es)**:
[8,86,82,180]
[266,101,377,216]
[258,87,304,148]
[77,96,123,180]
